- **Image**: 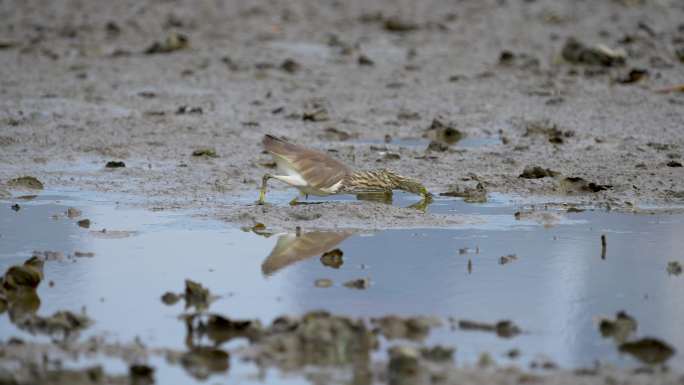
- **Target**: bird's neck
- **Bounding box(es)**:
[342,170,396,193]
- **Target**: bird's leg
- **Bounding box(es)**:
[257,174,272,205]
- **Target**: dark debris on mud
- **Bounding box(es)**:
[1,256,92,342]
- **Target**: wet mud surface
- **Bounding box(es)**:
[2,0,684,383]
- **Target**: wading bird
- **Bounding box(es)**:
[257,134,432,207]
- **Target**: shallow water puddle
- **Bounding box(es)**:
[1,191,683,384]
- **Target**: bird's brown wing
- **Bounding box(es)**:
[261,231,352,276]
[262,135,351,190]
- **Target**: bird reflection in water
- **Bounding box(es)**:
[356,192,432,212]
[261,230,353,276]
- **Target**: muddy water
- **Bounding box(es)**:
[1,191,683,384]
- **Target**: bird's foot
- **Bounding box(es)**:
[256,189,268,205]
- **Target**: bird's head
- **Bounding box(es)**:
[381,169,432,198]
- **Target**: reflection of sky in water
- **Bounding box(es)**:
[1,191,683,384]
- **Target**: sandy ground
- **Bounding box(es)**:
[1,0,684,382]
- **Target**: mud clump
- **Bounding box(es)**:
[1,257,44,323]
[616,68,649,84]
[498,50,540,70]
[666,261,682,276]
[320,248,343,268]
[519,165,559,179]
[33,250,65,262]
[129,364,155,385]
[599,311,637,343]
[383,17,419,33]
[185,313,262,345]
[561,37,626,67]
[420,346,454,362]
[514,211,562,227]
[0,365,121,385]
[17,310,92,340]
[427,140,449,152]
[183,279,213,311]
[301,101,330,122]
[144,32,189,54]
[458,319,521,338]
[388,345,420,377]
[2,256,44,291]
[77,219,91,228]
[90,229,137,239]
[161,291,181,305]
[1,256,45,322]
[499,254,518,265]
[302,109,329,122]
[176,105,203,115]
[6,176,44,190]
[180,347,229,380]
[440,182,487,203]
[358,54,374,66]
[618,338,675,365]
[523,120,574,144]
[318,127,355,141]
[250,311,377,370]
[66,207,81,218]
[248,222,271,236]
[192,148,217,158]
[425,118,463,145]
[318,127,358,142]
[105,161,126,168]
[559,177,612,194]
[372,315,441,341]
[344,278,370,289]
[162,280,214,310]
[314,278,333,288]
[280,58,301,74]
